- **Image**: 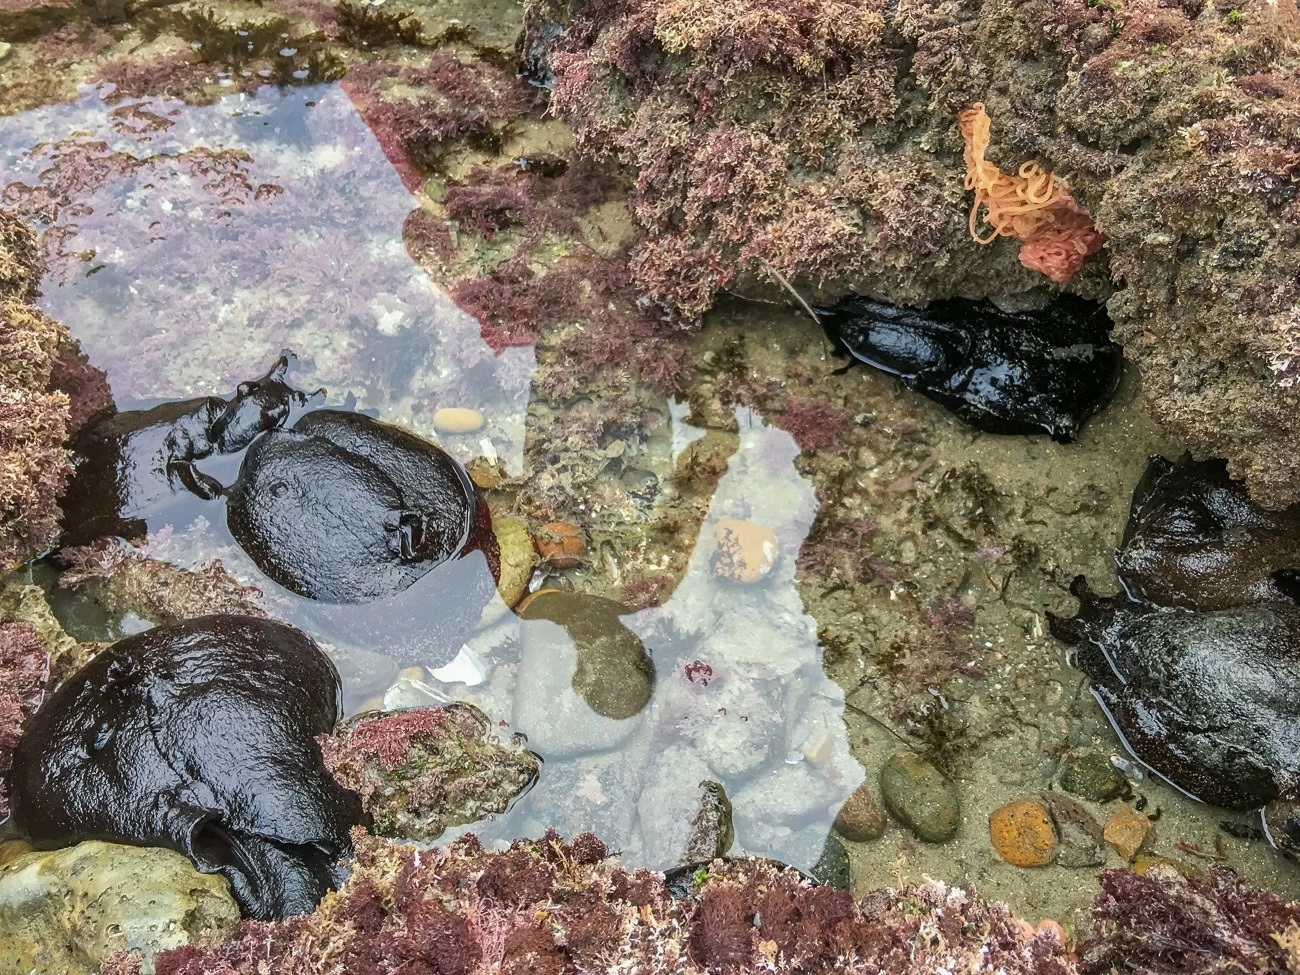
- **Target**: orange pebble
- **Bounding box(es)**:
[989,799,1056,867]
[1104,806,1154,860]
[534,521,587,568]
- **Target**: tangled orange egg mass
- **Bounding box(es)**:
[958,102,1106,283]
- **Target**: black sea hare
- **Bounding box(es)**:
[59,354,313,547]
[1049,579,1300,813]
[1117,454,1300,611]
[816,295,1121,442]
[227,409,498,603]
[8,615,369,920]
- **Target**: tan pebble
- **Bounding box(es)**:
[480,515,536,626]
[534,521,587,568]
[1103,806,1154,860]
[711,518,778,584]
[833,784,887,841]
[432,407,485,434]
[989,799,1056,867]
[398,666,425,682]
[356,694,386,714]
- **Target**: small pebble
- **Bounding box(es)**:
[989,799,1056,867]
[533,521,588,568]
[0,42,11,61]
[711,518,778,584]
[432,407,486,435]
[879,751,960,843]
[1103,806,1155,860]
[833,784,887,841]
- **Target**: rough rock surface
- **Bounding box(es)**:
[320,705,540,841]
[0,840,239,975]
[527,0,1300,506]
[123,831,1077,975]
[0,209,72,571]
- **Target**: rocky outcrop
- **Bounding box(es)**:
[526,0,1300,506]
[0,841,239,975]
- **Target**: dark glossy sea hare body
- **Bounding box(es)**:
[1117,454,1300,610]
[59,355,311,546]
[227,409,498,602]
[1048,578,1300,812]
[816,295,1121,442]
[8,615,368,920]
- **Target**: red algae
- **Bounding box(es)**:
[129,831,1078,975]
[0,620,48,819]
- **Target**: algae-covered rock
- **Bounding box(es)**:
[321,704,539,840]
[528,0,1300,507]
[879,750,961,843]
[0,841,239,975]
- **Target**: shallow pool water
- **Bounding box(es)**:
[3,1,1300,933]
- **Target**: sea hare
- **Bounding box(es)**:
[228,409,497,602]
[1049,579,1300,822]
[8,615,369,920]
[226,409,500,668]
[1117,454,1300,611]
[816,294,1121,442]
[58,354,313,546]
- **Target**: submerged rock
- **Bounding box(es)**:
[0,840,238,975]
[1049,578,1300,816]
[518,590,655,720]
[817,295,1121,443]
[8,615,369,920]
[1058,750,1128,803]
[512,591,653,757]
[1117,454,1300,611]
[59,354,311,547]
[879,750,960,843]
[680,780,735,865]
[320,704,539,841]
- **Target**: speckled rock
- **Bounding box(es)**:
[680,780,735,865]
[0,841,239,975]
[711,518,778,584]
[1043,792,1106,869]
[990,799,1056,867]
[879,751,960,843]
[834,783,888,841]
[1059,751,1128,803]
[320,705,538,841]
